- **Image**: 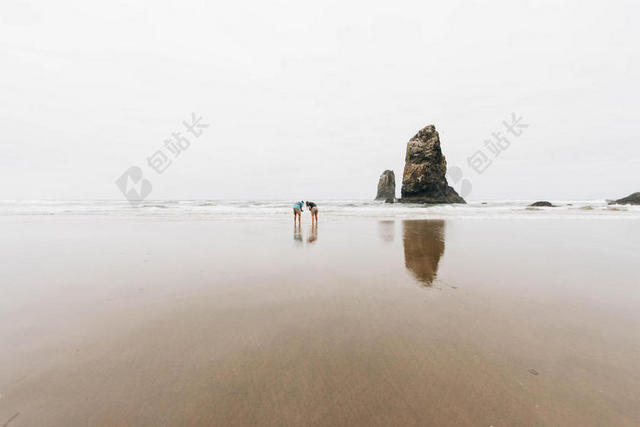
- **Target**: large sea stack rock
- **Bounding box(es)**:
[375,170,396,200]
[609,192,640,205]
[400,125,465,204]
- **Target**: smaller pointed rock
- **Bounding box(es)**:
[375,170,396,201]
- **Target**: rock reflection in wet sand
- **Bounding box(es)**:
[402,220,445,285]
[377,220,395,242]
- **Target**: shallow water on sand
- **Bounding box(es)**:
[0,216,639,426]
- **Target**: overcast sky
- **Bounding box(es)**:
[1,0,638,201]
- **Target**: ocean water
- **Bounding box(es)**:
[1,199,639,220]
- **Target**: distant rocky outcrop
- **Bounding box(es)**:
[375,170,396,201]
[609,192,640,205]
[529,201,556,207]
[399,125,465,204]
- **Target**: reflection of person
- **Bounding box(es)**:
[305,201,318,225]
[293,201,304,225]
[293,223,302,243]
[307,223,318,243]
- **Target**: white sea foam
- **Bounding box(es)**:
[1,199,639,220]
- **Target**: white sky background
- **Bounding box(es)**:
[1,0,638,201]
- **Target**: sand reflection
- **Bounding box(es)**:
[402,220,446,286]
[377,220,395,242]
[293,224,303,243]
[293,224,318,245]
[307,224,318,243]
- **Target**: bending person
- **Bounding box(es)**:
[305,201,318,225]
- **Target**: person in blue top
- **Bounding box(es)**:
[293,200,304,225]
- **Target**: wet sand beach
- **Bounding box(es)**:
[1,215,639,426]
